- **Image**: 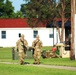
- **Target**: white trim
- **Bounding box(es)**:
[0,28,51,30]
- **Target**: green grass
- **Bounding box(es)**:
[41,58,76,67]
[0,47,76,75]
[0,63,76,75]
[42,46,52,50]
[0,47,12,59]
[0,47,76,67]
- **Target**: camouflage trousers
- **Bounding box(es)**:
[41,50,57,58]
[33,49,41,64]
[19,52,26,65]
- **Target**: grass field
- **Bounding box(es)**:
[0,47,76,75]
[0,63,76,75]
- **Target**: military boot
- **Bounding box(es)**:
[37,59,40,64]
[33,59,37,64]
[20,61,24,65]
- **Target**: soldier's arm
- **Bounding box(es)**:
[41,41,43,47]
[14,40,19,51]
[24,40,28,45]
[40,41,43,52]
[32,40,36,49]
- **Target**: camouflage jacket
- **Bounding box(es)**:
[15,39,28,52]
[32,39,43,49]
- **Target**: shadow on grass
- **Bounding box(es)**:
[24,62,30,64]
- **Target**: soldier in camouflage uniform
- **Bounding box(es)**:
[41,45,57,58]
[15,34,28,65]
[32,35,42,64]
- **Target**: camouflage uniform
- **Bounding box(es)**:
[51,45,57,57]
[32,35,42,64]
[15,34,28,65]
[41,45,57,58]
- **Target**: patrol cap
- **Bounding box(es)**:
[21,34,25,37]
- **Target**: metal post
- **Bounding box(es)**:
[56,30,58,43]
[53,26,54,45]
[12,47,15,60]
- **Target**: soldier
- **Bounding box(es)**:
[51,45,57,57]
[32,35,43,64]
[15,34,28,65]
[41,45,57,58]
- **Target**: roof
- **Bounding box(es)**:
[0,18,28,28]
[0,18,70,28]
[0,18,47,28]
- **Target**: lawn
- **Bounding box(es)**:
[0,47,76,75]
[0,47,76,67]
[0,63,76,75]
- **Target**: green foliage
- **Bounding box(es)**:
[15,11,24,18]
[22,0,57,27]
[65,0,71,18]
[57,0,71,18]
[0,0,15,18]
[0,0,24,18]
[22,0,71,27]
[27,0,56,19]
[0,0,5,16]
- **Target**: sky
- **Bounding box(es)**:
[9,0,26,12]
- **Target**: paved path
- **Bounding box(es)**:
[0,62,76,71]
[29,64,76,71]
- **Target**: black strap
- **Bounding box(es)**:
[34,40,40,47]
[32,40,40,55]
[20,39,27,53]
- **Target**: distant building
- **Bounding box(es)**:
[0,18,70,47]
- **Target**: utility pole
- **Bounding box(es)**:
[70,0,75,60]
[75,0,76,60]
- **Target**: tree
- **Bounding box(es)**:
[23,0,71,43]
[0,0,14,18]
[54,0,71,42]
[22,0,57,27]
[0,0,5,16]
[15,11,24,18]
[21,4,26,17]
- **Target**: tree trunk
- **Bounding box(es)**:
[60,0,65,42]
[61,12,65,42]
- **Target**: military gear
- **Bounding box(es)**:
[20,39,27,53]
[32,40,40,55]
[32,37,42,64]
[41,50,58,58]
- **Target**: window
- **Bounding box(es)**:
[49,34,54,38]
[1,31,6,39]
[33,30,38,38]
[49,29,54,38]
